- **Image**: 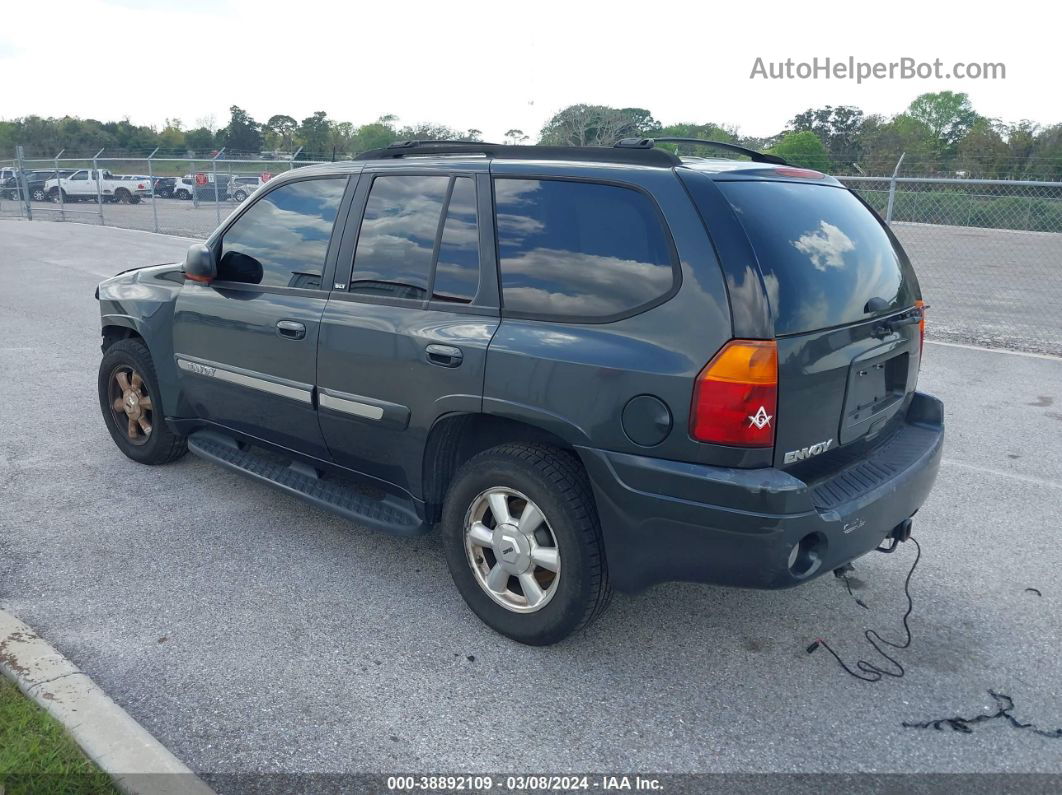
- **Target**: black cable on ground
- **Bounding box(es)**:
[903,690,1062,738]
[806,537,921,682]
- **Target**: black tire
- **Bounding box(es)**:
[129,195,141,204]
[114,188,131,204]
[49,188,65,203]
[31,188,46,202]
[234,190,247,201]
[176,189,190,200]
[442,443,611,645]
[98,339,187,465]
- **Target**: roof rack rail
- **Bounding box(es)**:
[355,140,682,167]
[615,137,788,165]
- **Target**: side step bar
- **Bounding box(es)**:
[187,430,429,536]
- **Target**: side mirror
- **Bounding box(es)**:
[184,243,217,284]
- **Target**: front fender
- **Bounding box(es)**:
[98,264,187,418]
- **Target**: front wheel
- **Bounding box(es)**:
[442,443,611,645]
[98,339,187,465]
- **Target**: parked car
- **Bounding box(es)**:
[172,173,231,201]
[95,139,943,645]
[152,177,176,198]
[227,175,263,202]
[3,169,77,202]
[173,176,195,200]
[46,169,150,203]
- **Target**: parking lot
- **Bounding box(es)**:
[1,221,1061,785]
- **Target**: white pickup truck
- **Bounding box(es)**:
[45,169,151,204]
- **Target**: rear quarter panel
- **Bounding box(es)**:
[483,164,742,466]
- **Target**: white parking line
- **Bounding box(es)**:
[941,458,1062,491]
[927,339,1062,361]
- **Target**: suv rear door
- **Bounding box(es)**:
[172,174,352,459]
[686,173,923,469]
[316,163,499,499]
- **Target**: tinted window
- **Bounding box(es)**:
[218,177,346,289]
[432,177,479,303]
[350,175,450,299]
[494,179,674,318]
[718,181,916,335]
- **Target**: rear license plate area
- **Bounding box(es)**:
[840,349,909,443]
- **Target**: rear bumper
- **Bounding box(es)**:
[577,392,944,593]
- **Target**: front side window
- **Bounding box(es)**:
[494,178,675,319]
[218,177,347,289]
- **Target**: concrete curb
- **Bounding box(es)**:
[0,609,215,795]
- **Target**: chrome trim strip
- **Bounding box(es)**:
[319,392,385,421]
[176,356,312,404]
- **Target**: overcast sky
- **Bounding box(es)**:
[2,0,1055,141]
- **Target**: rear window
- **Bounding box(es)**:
[494,178,676,320]
[718,181,916,335]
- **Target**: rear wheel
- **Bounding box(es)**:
[442,443,611,645]
[31,187,46,202]
[98,339,187,465]
[233,190,247,201]
[114,188,131,204]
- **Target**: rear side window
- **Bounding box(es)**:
[494,178,675,320]
[432,177,479,303]
[218,177,347,289]
[351,175,448,299]
[718,181,917,335]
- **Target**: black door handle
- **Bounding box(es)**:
[276,320,306,340]
[425,343,463,367]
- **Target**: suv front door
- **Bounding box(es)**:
[317,167,499,498]
[172,174,353,458]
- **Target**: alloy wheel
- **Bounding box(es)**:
[107,365,153,445]
[464,487,561,613]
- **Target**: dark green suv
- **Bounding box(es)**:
[95,139,943,645]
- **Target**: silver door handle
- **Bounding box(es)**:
[276,320,306,340]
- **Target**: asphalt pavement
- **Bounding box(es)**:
[1,221,1060,782]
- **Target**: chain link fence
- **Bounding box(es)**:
[2,147,1060,356]
[1,148,327,237]
[839,175,1062,356]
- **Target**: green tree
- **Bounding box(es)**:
[350,117,399,153]
[221,105,262,154]
[184,127,216,154]
[504,128,529,145]
[955,118,1008,177]
[858,114,937,174]
[297,111,332,157]
[263,114,297,151]
[906,91,980,154]
[768,131,831,170]
[1031,124,1062,180]
[654,122,738,157]
[538,104,654,146]
[788,105,864,166]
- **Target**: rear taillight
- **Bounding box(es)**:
[915,299,926,357]
[690,340,778,447]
